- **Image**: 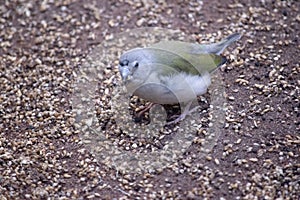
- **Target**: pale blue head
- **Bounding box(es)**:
[118,48,145,81]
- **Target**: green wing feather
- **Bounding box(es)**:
[141,47,225,76]
[151,34,241,55]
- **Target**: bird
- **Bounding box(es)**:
[118,33,241,124]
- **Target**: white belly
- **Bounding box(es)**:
[127,72,211,104]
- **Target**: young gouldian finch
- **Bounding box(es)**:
[118,33,241,124]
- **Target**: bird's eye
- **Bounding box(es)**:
[120,59,129,66]
[133,61,139,68]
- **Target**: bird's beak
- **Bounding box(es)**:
[119,66,131,81]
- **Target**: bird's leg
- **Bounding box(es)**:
[167,101,199,125]
[136,102,156,118]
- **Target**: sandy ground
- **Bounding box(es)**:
[0,0,299,199]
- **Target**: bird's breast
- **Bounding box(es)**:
[126,72,211,104]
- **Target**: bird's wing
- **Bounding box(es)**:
[176,52,226,73]
[151,33,241,55]
[144,47,226,75]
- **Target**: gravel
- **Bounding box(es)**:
[0,0,299,199]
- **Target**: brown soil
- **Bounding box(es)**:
[0,0,299,199]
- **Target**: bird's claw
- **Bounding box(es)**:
[166,105,200,125]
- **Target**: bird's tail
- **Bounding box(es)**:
[204,33,242,55]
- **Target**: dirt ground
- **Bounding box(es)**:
[0,0,299,199]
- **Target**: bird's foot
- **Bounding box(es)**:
[166,105,200,125]
[136,102,156,118]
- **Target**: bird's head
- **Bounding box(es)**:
[118,49,145,82]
